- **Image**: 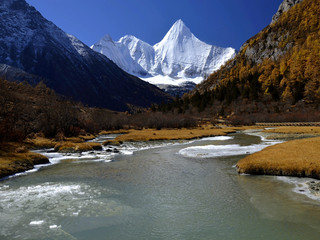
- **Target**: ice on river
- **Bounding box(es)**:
[0,182,133,239]
[178,135,281,158]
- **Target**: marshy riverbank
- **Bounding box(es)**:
[1,129,320,239]
[0,124,241,179]
[237,126,320,179]
[1,125,320,180]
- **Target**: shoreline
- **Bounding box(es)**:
[0,125,239,179]
[237,136,320,179]
[0,143,50,179]
[0,135,100,180]
[1,125,320,180]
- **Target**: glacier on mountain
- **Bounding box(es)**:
[92,19,236,92]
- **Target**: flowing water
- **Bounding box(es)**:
[1,131,320,239]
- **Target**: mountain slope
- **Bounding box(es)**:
[91,20,235,92]
[0,0,170,111]
[183,0,319,114]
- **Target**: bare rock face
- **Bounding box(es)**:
[242,31,293,64]
[238,0,303,65]
[271,0,303,24]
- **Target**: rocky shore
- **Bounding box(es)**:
[308,181,320,193]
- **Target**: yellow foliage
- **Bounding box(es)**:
[202,0,320,104]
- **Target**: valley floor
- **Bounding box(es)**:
[1,125,320,180]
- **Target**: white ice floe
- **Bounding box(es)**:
[195,136,233,141]
[49,225,61,229]
[179,134,280,158]
[30,220,45,226]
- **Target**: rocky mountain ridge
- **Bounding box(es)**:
[0,0,170,111]
[239,0,303,65]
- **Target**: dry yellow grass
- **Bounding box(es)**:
[231,126,263,131]
[99,130,130,135]
[24,134,97,149]
[0,134,104,178]
[54,142,102,152]
[263,126,320,135]
[79,134,97,141]
[63,137,84,143]
[24,137,57,149]
[112,125,237,142]
[0,143,49,178]
[237,137,320,179]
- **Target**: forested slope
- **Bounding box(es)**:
[162,0,319,121]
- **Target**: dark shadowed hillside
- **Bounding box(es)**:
[0,0,170,111]
[0,79,195,141]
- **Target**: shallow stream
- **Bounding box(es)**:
[1,131,320,239]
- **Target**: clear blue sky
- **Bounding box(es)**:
[26,0,282,50]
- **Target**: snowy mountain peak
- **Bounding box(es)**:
[91,34,114,49]
[119,35,152,50]
[166,19,193,39]
[101,34,113,42]
[119,35,138,43]
[91,19,236,95]
[172,19,189,32]
[156,19,193,47]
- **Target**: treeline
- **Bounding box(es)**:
[0,79,196,142]
[228,111,320,126]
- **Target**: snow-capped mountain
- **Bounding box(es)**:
[0,0,170,111]
[92,34,149,76]
[92,19,236,94]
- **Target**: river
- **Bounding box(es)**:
[1,131,320,239]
